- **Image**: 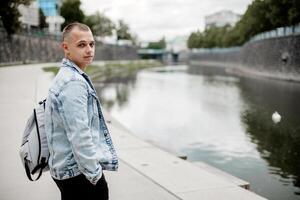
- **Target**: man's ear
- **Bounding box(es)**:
[61,41,70,55]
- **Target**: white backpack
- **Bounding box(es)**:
[19,99,49,181]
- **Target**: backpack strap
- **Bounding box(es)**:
[39,99,46,108]
[24,159,43,181]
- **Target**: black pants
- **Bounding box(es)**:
[53,174,109,200]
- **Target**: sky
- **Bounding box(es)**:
[81,0,253,41]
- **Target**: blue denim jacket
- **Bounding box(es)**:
[45,58,118,185]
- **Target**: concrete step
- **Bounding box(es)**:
[194,161,250,190]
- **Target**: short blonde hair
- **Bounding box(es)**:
[62,22,91,41]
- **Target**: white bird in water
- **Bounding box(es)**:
[272,111,281,124]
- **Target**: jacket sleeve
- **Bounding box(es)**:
[59,80,102,185]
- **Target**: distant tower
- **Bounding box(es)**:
[205,10,241,29]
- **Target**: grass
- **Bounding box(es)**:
[43,66,60,74]
[43,60,162,82]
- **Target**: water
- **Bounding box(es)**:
[94,65,300,200]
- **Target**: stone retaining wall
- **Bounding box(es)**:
[0,32,138,65]
[188,35,300,81]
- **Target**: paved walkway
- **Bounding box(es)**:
[0,63,267,200]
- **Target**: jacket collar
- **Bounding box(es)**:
[61,58,96,92]
[61,58,85,75]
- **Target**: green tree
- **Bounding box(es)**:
[203,26,223,48]
[287,0,300,25]
[266,0,294,28]
[0,0,33,35]
[84,11,115,37]
[266,0,300,27]
[60,0,85,29]
[187,31,204,48]
[222,26,241,47]
[188,0,300,49]
[237,0,272,44]
[147,37,166,49]
[187,26,232,48]
[116,20,131,40]
[232,0,300,44]
[39,8,47,29]
[187,32,198,48]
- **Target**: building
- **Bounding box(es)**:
[18,1,40,29]
[18,0,64,34]
[38,0,61,16]
[38,0,64,34]
[205,10,241,29]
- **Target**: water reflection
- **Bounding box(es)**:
[94,73,137,111]
[239,77,300,195]
[94,64,300,199]
[188,65,300,198]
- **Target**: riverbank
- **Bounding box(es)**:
[43,59,162,82]
[0,63,267,199]
[188,34,300,82]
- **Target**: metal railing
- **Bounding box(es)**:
[191,46,241,53]
[249,23,300,42]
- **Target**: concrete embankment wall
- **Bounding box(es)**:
[0,32,138,65]
[188,35,300,81]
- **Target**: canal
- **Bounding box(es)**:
[94,64,300,200]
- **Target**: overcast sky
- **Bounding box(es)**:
[81,0,253,41]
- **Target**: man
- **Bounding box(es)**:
[45,22,118,200]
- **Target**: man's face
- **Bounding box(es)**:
[62,28,95,70]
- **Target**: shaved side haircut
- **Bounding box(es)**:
[62,22,91,41]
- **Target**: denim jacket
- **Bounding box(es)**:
[45,58,118,185]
